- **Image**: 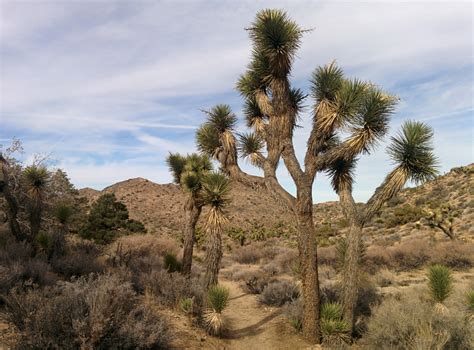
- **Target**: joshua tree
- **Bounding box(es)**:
[23,165,49,249]
[424,204,458,240]
[0,154,25,241]
[327,121,438,329]
[201,172,230,289]
[166,153,213,275]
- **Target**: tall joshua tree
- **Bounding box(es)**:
[196,10,437,342]
[167,153,213,275]
[23,165,49,250]
[201,172,230,289]
[327,121,438,329]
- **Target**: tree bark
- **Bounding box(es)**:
[296,184,321,342]
[181,195,201,276]
[341,223,363,328]
[204,226,222,289]
[0,167,25,242]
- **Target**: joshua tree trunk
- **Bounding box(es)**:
[341,223,364,327]
[204,227,223,289]
[182,195,201,275]
[0,165,25,242]
[296,184,321,341]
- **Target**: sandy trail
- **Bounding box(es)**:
[214,280,319,350]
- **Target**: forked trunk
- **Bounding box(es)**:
[204,227,222,289]
[341,223,363,328]
[297,185,321,342]
[2,184,24,241]
[181,195,201,275]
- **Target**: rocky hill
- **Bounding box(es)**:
[79,164,474,244]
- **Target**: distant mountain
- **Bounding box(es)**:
[79,164,473,243]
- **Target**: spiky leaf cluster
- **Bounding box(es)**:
[388,121,438,184]
[326,158,357,192]
[201,172,231,210]
[428,264,453,304]
[166,153,212,193]
[248,9,303,78]
[23,165,49,200]
[238,132,265,167]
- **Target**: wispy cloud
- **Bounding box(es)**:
[1,0,472,201]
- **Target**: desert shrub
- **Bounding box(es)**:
[363,296,473,349]
[3,274,171,349]
[391,240,431,270]
[385,204,424,227]
[80,193,146,244]
[0,259,57,295]
[318,245,338,266]
[203,285,230,336]
[227,227,247,246]
[232,244,264,264]
[432,241,474,268]
[51,239,104,278]
[163,252,182,272]
[284,298,303,331]
[260,280,299,306]
[144,270,204,313]
[428,264,453,305]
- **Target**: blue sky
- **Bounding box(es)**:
[1,0,473,202]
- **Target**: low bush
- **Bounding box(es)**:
[362,295,473,349]
[51,239,104,278]
[284,298,303,331]
[242,271,272,294]
[3,274,171,349]
[143,270,204,314]
[260,280,299,306]
[163,252,182,272]
[0,259,57,295]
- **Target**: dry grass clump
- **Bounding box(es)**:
[231,241,280,264]
[364,240,474,272]
[143,270,205,314]
[362,294,473,349]
[259,280,300,306]
[318,245,338,266]
[3,274,172,349]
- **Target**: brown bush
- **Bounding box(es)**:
[232,244,265,264]
[0,259,57,295]
[318,245,338,266]
[362,294,473,349]
[259,280,300,306]
[142,270,205,314]
[51,239,104,278]
[3,274,172,349]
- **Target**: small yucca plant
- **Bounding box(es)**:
[203,285,229,336]
[179,298,194,314]
[428,264,453,311]
[466,290,474,313]
[320,302,350,345]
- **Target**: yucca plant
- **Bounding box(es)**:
[195,9,438,342]
[201,172,230,289]
[179,297,194,314]
[166,153,212,275]
[203,285,230,336]
[23,165,50,248]
[320,302,351,346]
[428,265,453,311]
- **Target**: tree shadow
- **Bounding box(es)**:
[225,309,282,339]
[229,293,247,301]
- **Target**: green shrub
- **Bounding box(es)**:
[179,297,194,314]
[428,264,453,304]
[80,193,146,244]
[163,252,182,272]
[207,285,230,313]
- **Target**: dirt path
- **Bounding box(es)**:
[214,280,319,350]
